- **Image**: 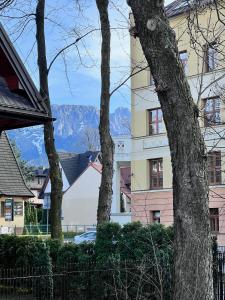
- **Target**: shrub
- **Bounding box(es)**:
[63,231,80,239]
[56,243,80,266]
[46,238,62,265]
[78,243,95,263]
[93,222,174,300]
[0,235,53,298]
[95,222,121,261]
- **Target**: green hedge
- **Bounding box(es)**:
[0,235,53,298]
[94,222,174,299]
[0,223,217,300]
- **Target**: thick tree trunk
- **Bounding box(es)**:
[128,1,213,299]
[36,0,63,240]
[96,0,114,225]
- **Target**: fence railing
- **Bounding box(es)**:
[0,255,225,300]
[0,224,97,236]
[0,259,171,300]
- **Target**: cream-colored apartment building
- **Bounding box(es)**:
[130,0,225,245]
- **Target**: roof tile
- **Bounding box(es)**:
[0,131,33,197]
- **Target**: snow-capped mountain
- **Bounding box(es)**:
[8,104,131,166]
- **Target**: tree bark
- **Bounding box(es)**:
[35,0,63,240]
[96,0,114,225]
[128,1,213,299]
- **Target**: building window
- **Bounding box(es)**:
[14,202,23,216]
[204,43,217,72]
[150,159,163,189]
[209,208,219,233]
[179,51,188,74]
[204,97,221,127]
[152,211,160,224]
[149,108,163,135]
[208,151,221,185]
[150,72,154,86]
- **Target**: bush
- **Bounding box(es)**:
[78,242,95,263]
[56,243,80,266]
[0,235,53,298]
[46,238,62,265]
[0,235,51,268]
[93,222,174,300]
[95,222,121,261]
[63,231,80,239]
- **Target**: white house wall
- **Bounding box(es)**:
[62,166,101,226]
[43,162,70,208]
[45,162,69,194]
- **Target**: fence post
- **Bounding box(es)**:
[218,254,223,300]
[87,260,92,300]
[61,266,68,300]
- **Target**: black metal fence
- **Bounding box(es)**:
[0,259,171,300]
[215,253,225,300]
[0,256,224,300]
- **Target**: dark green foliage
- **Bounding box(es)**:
[0,223,217,300]
[46,239,62,265]
[24,202,40,234]
[0,235,53,298]
[94,222,174,299]
[63,231,81,239]
[10,139,35,182]
[78,243,95,263]
[37,208,43,223]
[56,243,79,266]
[95,222,121,261]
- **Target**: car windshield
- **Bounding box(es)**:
[80,232,96,238]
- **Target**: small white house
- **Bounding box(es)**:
[42,151,102,228]
[62,162,101,226]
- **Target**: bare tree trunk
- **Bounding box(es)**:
[0,0,14,10]
[96,0,114,225]
[128,1,213,299]
[36,0,63,240]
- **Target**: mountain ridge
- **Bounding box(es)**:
[8,104,131,166]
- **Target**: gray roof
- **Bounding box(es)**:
[59,151,100,185]
[166,0,213,18]
[0,77,37,112]
[0,131,33,197]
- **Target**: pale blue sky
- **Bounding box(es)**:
[1,0,172,112]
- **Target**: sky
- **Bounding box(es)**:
[1,0,173,112]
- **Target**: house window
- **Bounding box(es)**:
[14,202,23,216]
[150,159,163,189]
[208,151,221,185]
[179,51,188,74]
[209,208,219,233]
[149,108,163,135]
[204,97,221,127]
[204,43,217,72]
[152,211,160,224]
